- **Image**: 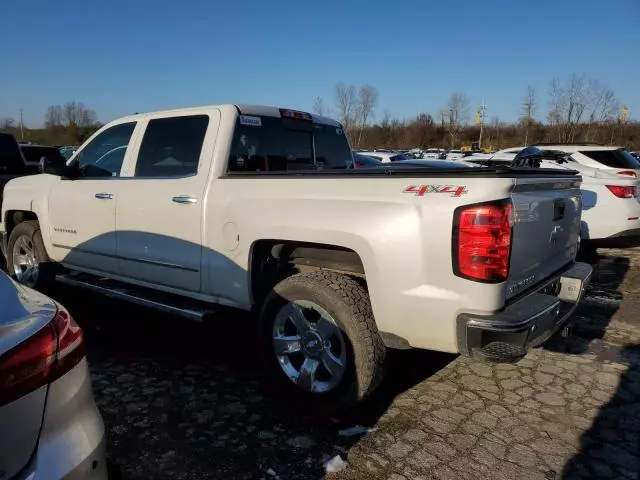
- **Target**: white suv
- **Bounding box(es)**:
[532,144,640,177]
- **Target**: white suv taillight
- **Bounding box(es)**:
[453,200,513,283]
[0,306,85,407]
[606,185,637,199]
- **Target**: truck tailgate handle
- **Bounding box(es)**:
[172,195,198,205]
[553,198,566,221]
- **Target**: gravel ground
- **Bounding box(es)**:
[46,247,640,480]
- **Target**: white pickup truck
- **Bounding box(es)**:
[1,104,592,409]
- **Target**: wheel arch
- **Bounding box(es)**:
[248,239,369,309]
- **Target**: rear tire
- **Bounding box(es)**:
[7,221,56,290]
[258,271,386,412]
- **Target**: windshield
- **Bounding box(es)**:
[228,116,352,172]
[578,149,640,169]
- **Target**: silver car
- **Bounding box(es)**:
[0,272,106,479]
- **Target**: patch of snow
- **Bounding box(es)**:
[325,455,347,473]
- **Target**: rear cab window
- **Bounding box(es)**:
[227,113,352,172]
[578,149,640,169]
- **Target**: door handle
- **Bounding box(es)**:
[172,195,198,204]
[95,193,114,200]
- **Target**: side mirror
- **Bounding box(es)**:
[39,155,68,176]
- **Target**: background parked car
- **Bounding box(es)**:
[513,147,640,248]
[357,150,414,163]
[0,133,41,212]
[0,270,107,479]
[19,143,65,167]
[348,153,382,169]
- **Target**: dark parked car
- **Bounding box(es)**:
[349,153,383,169]
[0,136,65,211]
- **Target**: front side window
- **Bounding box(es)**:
[228,116,352,172]
[72,122,136,178]
[134,115,209,178]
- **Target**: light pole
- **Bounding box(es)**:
[477,98,487,149]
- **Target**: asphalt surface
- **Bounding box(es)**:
[44,247,640,480]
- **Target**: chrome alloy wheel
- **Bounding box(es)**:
[12,235,39,287]
[272,300,347,393]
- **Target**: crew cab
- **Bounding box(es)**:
[1,104,592,410]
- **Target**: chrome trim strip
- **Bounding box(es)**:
[56,275,207,321]
[51,244,199,273]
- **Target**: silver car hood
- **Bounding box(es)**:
[0,273,56,357]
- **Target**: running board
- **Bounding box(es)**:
[56,273,216,322]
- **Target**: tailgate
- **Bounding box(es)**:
[506,176,582,299]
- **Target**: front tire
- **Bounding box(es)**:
[258,271,386,412]
[7,221,56,290]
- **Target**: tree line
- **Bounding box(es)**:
[1,76,637,150]
[1,101,101,146]
[315,75,638,150]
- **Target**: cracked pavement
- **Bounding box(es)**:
[47,247,640,479]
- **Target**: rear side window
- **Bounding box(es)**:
[578,149,640,169]
[135,115,209,178]
[228,116,352,172]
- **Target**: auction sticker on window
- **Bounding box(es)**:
[239,115,262,127]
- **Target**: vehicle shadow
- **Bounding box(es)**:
[542,249,640,478]
[36,230,456,480]
[561,344,640,479]
[545,249,630,356]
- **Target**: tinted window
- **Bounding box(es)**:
[228,116,351,172]
[134,115,208,178]
[135,115,209,177]
[578,149,640,169]
[20,146,62,164]
[390,153,412,162]
[72,122,136,178]
[0,133,25,174]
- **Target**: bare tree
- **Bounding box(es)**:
[312,96,326,116]
[547,75,620,143]
[62,101,96,128]
[521,86,537,145]
[45,105,64,127]
[584,79,619,141]
[356,85,378,146]
[442,93,469,146]
[334,83,358,137]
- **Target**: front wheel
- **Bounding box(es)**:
[258,271,386,412]
[7,221,56,290]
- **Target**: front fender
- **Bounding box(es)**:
[2,175,56,257]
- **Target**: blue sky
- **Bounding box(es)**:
[2,0,639,127]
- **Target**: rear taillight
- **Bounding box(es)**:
[606,185,637,199]
[0,306,84,407]
[618,170,637,177]
[453,200,513,282]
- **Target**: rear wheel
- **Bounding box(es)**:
[258,271,386,412]
[7,221,56,290]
